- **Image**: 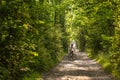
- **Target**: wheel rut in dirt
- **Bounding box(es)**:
[42,51,116,80]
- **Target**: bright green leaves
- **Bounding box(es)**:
[65,1,120,79]
[0,0,67,79]
[1,1,6,5]
[23,24,29,29]
[73,0,120,78]
[28,51,39,57]
[36,20,45,24]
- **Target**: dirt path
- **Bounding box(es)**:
[42,51,116,80]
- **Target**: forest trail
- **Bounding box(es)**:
[42,50,116,80]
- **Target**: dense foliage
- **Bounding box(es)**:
[0,0,68,80]
[67,0,120,79]
[0,0,120,79]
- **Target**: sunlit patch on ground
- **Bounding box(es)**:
[61,76,91,80]
[42,52,116,80]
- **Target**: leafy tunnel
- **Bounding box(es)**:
[0,0,120,80]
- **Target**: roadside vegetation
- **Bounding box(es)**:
[0,0,120,79]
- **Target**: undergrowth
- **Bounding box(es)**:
[22,72,42,80]
[87,51,119,80]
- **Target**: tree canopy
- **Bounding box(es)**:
[0,0,120,79]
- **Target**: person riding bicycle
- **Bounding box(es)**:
[68,43,75,59]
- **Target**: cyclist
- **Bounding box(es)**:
[68,43,75,59]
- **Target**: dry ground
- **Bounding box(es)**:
[42,51,116,80]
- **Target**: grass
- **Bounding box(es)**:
[87,51,112,73]
[87,50,120,80]
[95,53,112,72]
[22,72,42,80]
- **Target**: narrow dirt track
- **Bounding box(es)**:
[42,51,116,80]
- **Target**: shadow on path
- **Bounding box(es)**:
[42,51,116,80]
